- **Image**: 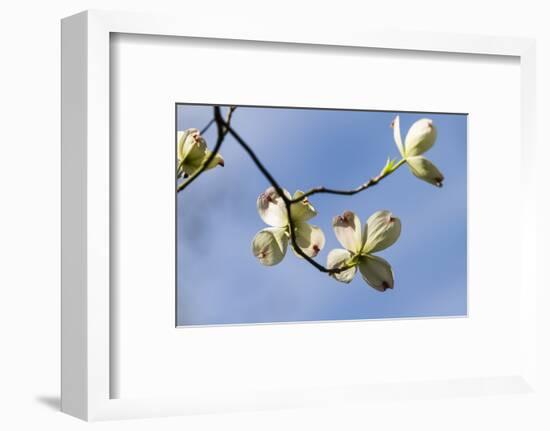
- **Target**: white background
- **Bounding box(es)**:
[1,1,549,430]
[112,34,522,400]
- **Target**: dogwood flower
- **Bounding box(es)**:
[177,128,224,177]
[327,210,401,291]
[392,116,444,187]
[252,187,326,266]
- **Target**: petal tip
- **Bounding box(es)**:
[312,244,321,257]
[391,115,399,129]
[381,281,393,291]
[332,210,355,227]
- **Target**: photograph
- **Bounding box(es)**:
[176,104,467,326]
[0,0,542,427]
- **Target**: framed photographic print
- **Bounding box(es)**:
[62,10,543,422]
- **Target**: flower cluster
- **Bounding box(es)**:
[252,187,325,265]
[251,190,401,291]
[177,128,224,178]
[392,116,444,187]
[177,112,444,291]
[249,116,444,290]
[327,210,400,290]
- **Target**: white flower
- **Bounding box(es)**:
[327,210,401,291]
[392,116,444,187]
[252,187,326,266]
[177,128,224,177]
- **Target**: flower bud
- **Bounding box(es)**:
[177,128,224,177]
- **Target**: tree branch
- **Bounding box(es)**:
[288,159,406,204]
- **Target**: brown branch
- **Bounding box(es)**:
[288,159,406,204]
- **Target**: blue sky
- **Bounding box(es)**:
[176,105,467,326]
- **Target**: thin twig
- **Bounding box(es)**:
[201,106,236,135]
[200,118,216,134]
[288,159,406,204]
[224,106,236,133]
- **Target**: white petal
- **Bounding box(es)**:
[177,129,192,163]
[404,118,437,157]
[292,222,326,258]
[289,190,317,222]
[252,227,289,266]
[332,210,363,253]
[363,210,402,253]
[406,156,444,187]
[180,159,203,177]
[257,186,291,227]
[358,255,394,291]
[327,249,357,283]
[180,151,224,177]
[391,116,405,158]
[203,150,225,170]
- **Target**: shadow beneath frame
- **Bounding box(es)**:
[36,395,60,411]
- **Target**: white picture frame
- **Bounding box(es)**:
[61,9,541,421]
